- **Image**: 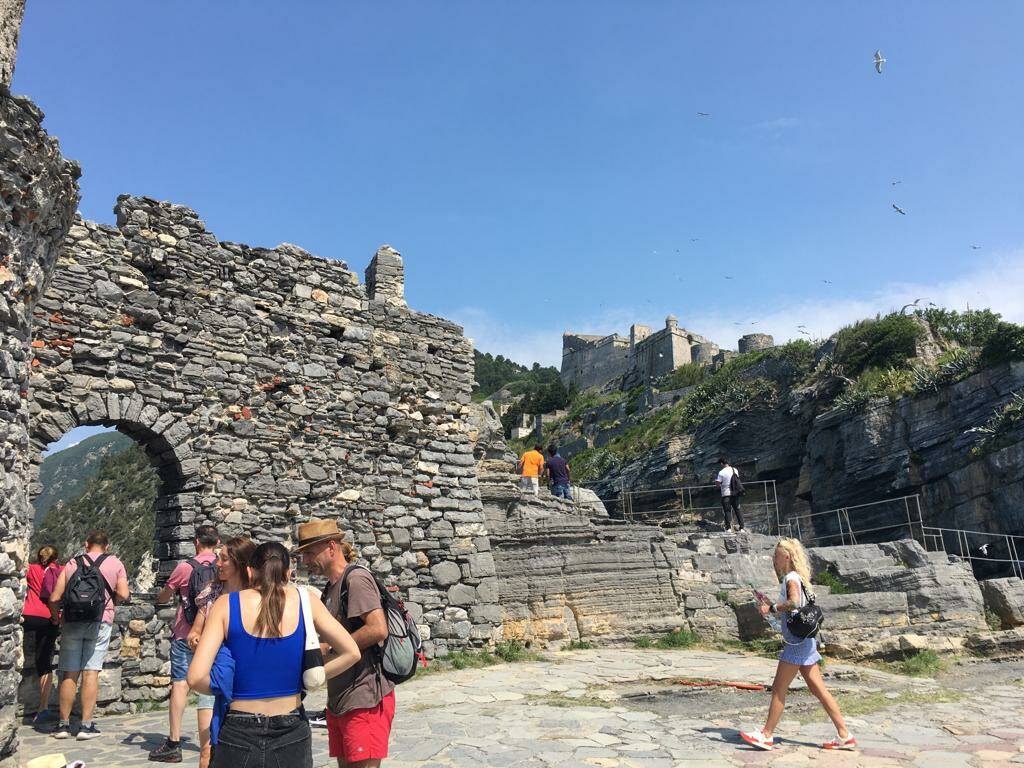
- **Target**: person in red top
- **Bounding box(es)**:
[22,544,62,728]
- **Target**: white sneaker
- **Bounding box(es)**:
[740,728,774,750]
[823,732,856,750]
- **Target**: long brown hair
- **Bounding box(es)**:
[250,541,290,638]
[223,537,256,588]
[37,545,59,566]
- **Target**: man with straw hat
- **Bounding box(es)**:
[295,520,395,767]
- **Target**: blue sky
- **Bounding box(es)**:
[15,1,1024,368]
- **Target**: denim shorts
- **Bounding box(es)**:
[170,638,215,709]
[215,709,311,768]
[58,621,112,673]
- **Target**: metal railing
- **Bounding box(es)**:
[569,480,783,535]
[922,525,1024,580]
[788,495,926,548]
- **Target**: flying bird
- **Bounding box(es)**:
[697,111,711,117]
[874,50,886,74]
[725,276,734,280]
[970,245,981,250]
[690,238,700,242]
[797,324,807,328]
[892,203,907,215]
[978,543,990,556]
[822,279,833,284]
[798,329,812,337]
[891,180,902,186]
[901,297,927,314]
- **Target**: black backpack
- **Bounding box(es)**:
[183,558,219,625]
[339,564,424,685]
[64,554,114,623]
[787,580,824,639]
[729,470,745,496]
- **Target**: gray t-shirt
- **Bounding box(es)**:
[324,567,395,715]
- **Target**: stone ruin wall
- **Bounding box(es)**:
[29,193,503,634]
[1,89,80,762]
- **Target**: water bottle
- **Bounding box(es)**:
[750,582,782,633]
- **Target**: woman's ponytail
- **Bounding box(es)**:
[250,541,291,638]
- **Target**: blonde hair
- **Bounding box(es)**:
[775,538,813,592]
[37,545,59,566]
[339,540,358,564]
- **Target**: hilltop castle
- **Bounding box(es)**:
[561,315,774,391]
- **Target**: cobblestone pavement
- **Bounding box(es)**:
[19,649,1024,767]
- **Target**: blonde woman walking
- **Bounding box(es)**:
[740,538,856,751]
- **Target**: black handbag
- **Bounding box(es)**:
[786,581,824,639]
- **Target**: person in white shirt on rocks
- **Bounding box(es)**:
[715,457,745,532]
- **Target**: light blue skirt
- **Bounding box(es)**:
[779,619,822,666]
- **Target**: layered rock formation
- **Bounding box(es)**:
[589,359,1024,548]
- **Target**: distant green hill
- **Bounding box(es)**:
[32,443,158,574]
[34,431,134,524]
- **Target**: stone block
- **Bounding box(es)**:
[979,578,1024,628]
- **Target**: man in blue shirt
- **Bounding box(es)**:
[544,446,572,500]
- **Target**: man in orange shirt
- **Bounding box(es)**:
[518,444,546,496]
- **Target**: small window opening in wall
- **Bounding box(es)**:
[327,325,346,341]
[339,353,357,366]
[218,264,234,281]
[427,344,439,356]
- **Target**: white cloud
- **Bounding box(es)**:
[688,252,1024,350]
[453,252,1024,367]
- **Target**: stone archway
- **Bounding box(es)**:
[28,399,200,580]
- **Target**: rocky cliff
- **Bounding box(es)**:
[575,348,1024,552]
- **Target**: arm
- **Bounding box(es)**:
[48,569,67,623]
[115,570,130,604]
[310,593,361,680]
[759,578,801,616]
[187,609,207,650]
[186,594,229,694]
[348,607,388,650]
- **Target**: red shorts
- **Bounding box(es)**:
[327,691,396,762]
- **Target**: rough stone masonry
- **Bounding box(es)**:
[1,88,502,760]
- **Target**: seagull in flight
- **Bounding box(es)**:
[797,324,807,329]
[798,329,812,337]
[970,245,981,250]
[822,279,833,285]
[874,50,886,74]
[979,543,990,556]
[892,203,907,215]
[891,180,902,186]
[697,112,711,117]
[901,297,927,314]
[725,275,734,280]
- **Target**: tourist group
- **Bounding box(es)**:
[22,519,400,767]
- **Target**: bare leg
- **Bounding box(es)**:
[169,680,188,741]
[762,661,801,739]
[38,671,53,714]
[198,707,213,768]
[800,663,850,739]
[80,671,99,722]
[59,671,80,721]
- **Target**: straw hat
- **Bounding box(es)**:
[292,519,346,552]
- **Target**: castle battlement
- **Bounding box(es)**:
[561,315,772,392]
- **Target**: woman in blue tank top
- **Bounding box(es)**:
[188,542,360,768]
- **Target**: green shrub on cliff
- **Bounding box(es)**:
[833,313,923,377]
[920,307,1003,348]
[979,322,1024,368]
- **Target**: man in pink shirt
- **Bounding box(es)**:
[47,530,130,741]
[149,525,221,765]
